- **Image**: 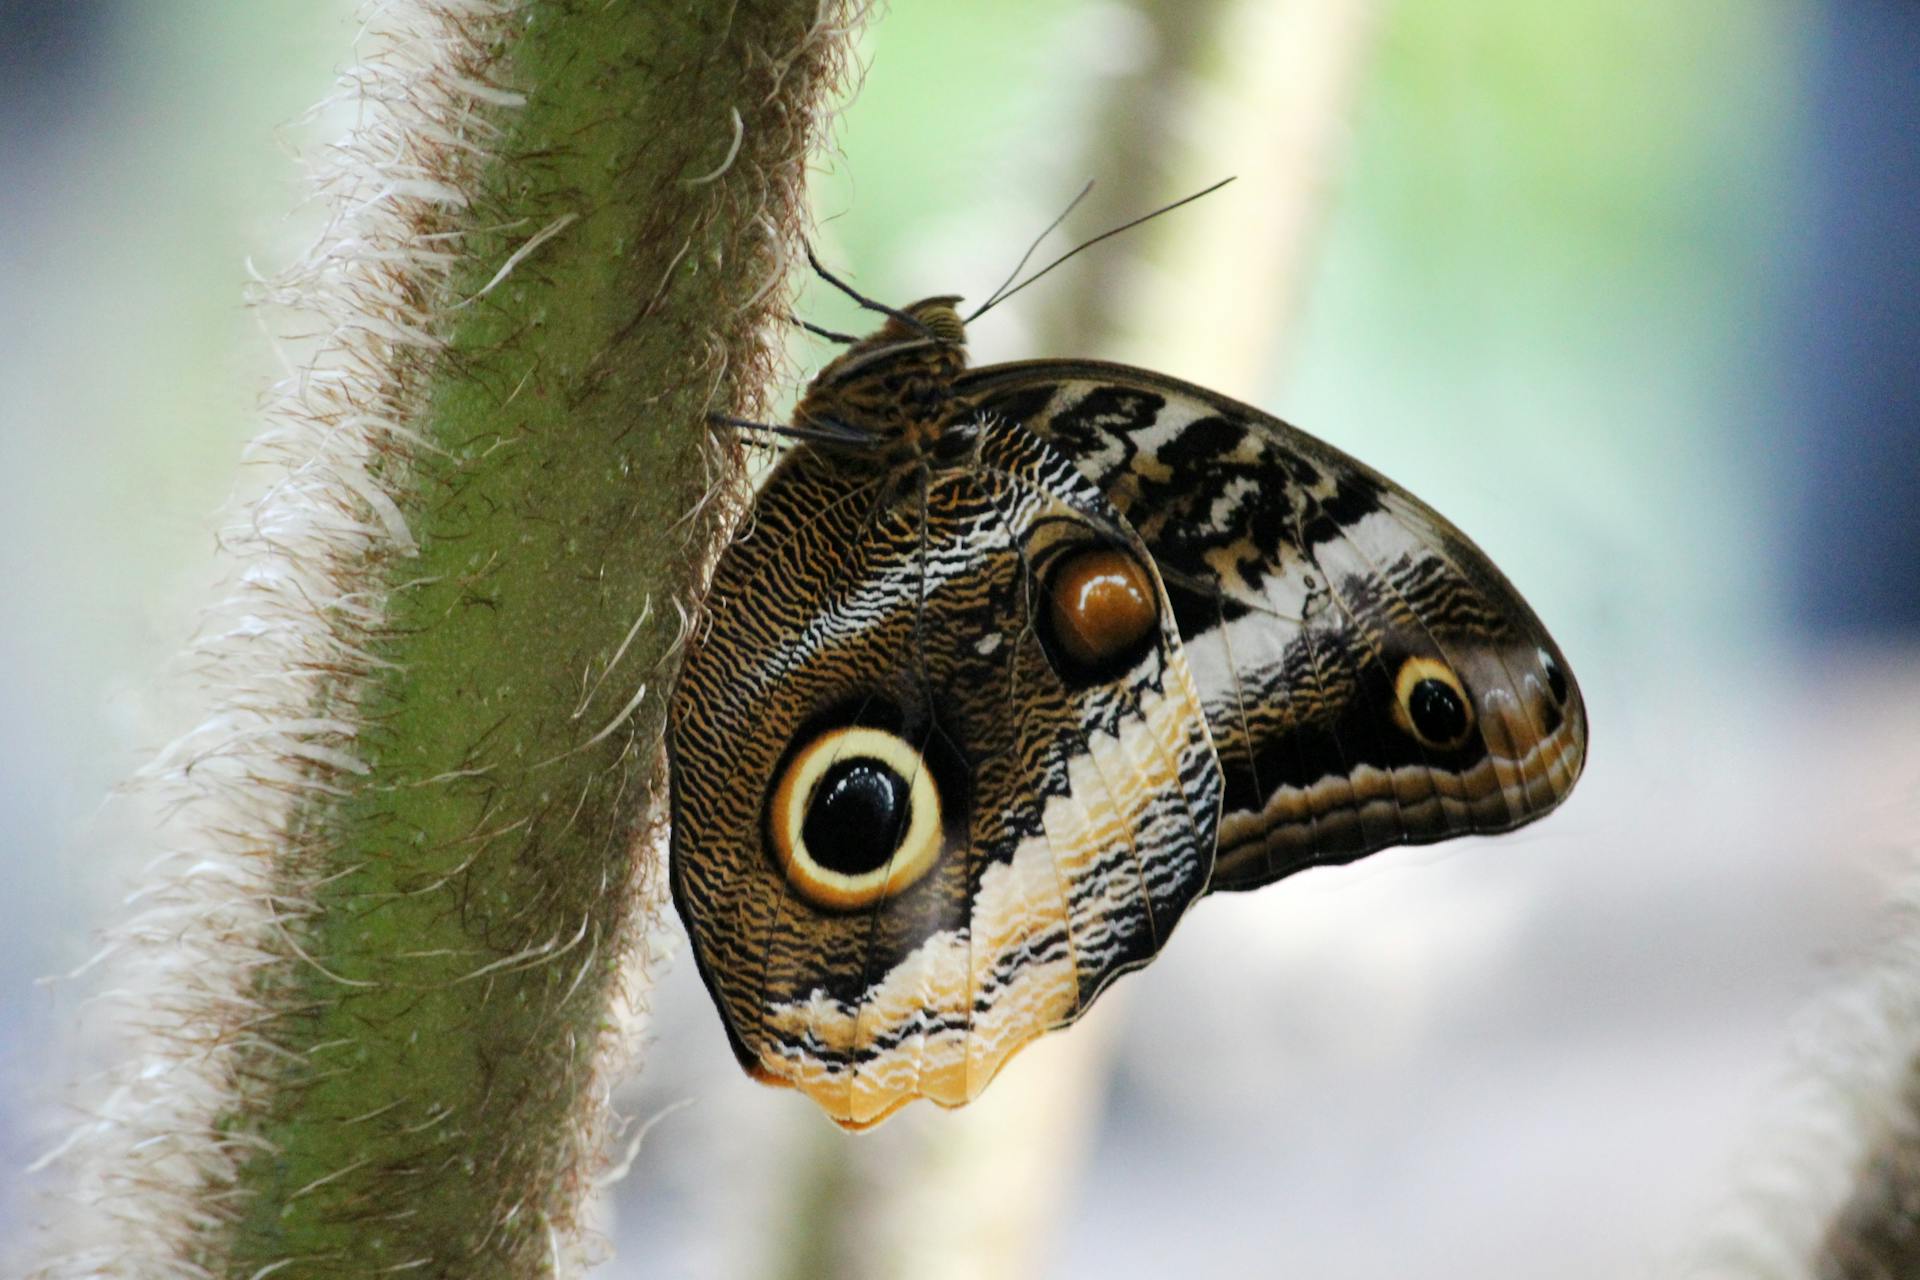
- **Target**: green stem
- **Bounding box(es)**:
[38,2,860,1277]
[225,4,856,1273]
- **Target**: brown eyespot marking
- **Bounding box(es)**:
[766,726,944,911]
[1043,546,1159,681]
[1392,656,1475,751]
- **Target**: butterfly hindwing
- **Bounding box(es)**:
[667,412,1221,1129]
[962,359,1588,892]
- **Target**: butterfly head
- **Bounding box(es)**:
[794,296,971,448]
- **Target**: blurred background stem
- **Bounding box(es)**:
[1817,1051,1920,1278]
[1045,0,1378,388]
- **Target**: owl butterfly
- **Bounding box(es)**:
[669,257,1586,1130]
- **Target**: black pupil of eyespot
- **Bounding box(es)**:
[1409,678,1469,745]
[802,758,912,877]
[1544,656,1569,705]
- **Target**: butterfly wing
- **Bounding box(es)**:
[960,360,1587,892]
[668,416,1221,1129]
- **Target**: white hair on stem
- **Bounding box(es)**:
[1685,879,1920,1279]
[25,3,530,1274]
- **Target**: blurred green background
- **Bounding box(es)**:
[5,1,1915,1276]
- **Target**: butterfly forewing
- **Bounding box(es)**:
[960,359,1588,891]
[668,413,1220,1129]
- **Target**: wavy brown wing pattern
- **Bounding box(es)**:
[960,360,1588,893]
[667,413,1221,1129]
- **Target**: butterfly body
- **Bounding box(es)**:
[668,298,1585,1128]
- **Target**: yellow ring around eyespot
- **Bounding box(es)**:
[767,725,944,911]
[1391,656,1475,750]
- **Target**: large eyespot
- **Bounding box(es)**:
[1392,656,1475,751]
[1041,546,1160,685]
[766,726,944,911]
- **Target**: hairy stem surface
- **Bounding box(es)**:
[34,2,860,1277]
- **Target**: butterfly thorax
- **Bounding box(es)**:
[792,296,977,459]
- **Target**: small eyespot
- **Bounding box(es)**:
[1042,546,1159,684]
[766,726,943,911]
[1537,646,1569,706]
[1392,656,1475,751]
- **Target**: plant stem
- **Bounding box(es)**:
[32,2,861,1276]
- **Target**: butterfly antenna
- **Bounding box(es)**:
[804,244,935,338]
[973,179,1097,318]
[964,176,1236,323]
[789,313,861,344]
